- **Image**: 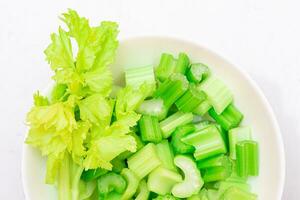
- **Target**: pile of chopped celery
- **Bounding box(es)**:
[25,9,259,200]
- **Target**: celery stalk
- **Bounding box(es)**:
[137,99,168,120]
[81,168,108,182]
[220,187,257,200]
[236,141,259,177]
[171,124,196,154]
[125,65,155,89]
[175,53,190,74]
[139,115,162,143]
[197,154,231,169]
[97,172,127,199]
[121,168,140,200]
[228,127,252,159]
[160,111,194,138]
[193,100,211,116]
[135,180,150,200]
[186,63,210,84]
[155,53,177,82]
[156,140,177,171]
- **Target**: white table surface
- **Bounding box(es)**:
[0,0,299,199]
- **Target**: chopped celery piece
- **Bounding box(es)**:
[198,76,233,114]
[175,84,206,112]
[125,65,155,89]
[79,180,96,199]
[236,141,259,177]
[186,63,210,83]
[171,155,203,198]
[137,99,168,120]
[228,127,252,159]
[154,73,189,109]
[201,166,232,183]
[197,154,231,169]
[220,187,257,200]
[207,189,219,200]
[160,111,194,138]
[193,100,212,116]
[182,125,226,160]
[171,124,196,154]
[111,157,126,173]
[156,140,177,171]
[81,168,108,182]
[97,172,127,199]
[155,53,177,82]
[208,104,243,131]
[148,167,182,195]
[127,143,161,179]
[139,115,162,143]
[217,181,251,197]
[121,168,140,200]
[187,188,211,200]
[175,52,190,74]
[135,180,150,200]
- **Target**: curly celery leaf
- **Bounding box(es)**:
[33,92,49,106]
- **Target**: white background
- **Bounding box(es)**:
[0,0,299,199]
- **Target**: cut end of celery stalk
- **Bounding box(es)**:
[125,65,156,89]
[228,127,252,159]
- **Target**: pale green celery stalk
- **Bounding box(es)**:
[217,181,251,197]
[208,104,243,131]
[175,84,206,112]
[78,180,96,200]
[171,124,196,154]
[125,65,155,89]
[156,140,177,171]
[154,73,189,109]
[121,168,140,200]
[236,141,259,177]
[198,76,233,114]
[171,155,203,198]
[160,111,194,138]
[186,63,210,84]
[137,99,168,120]
[193,100,212,116]
[139,115,162,143]
[155,53,177,82]
[220,187,257,200]
[127,143,161,179]
[197,154,231,169]
[97,172,127,199]
[175,53,190,74]
[135,180,150,200]
[71,162,84,200]
[148,167,182,195]
[228,127,252,159]
[182,125,226,160]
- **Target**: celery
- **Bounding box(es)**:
[121,168,140,200]
[220,187,257,200]
[228,127,252,159]
[197,154,231,169]
[171,124,196,154]
[81,168,108,182]
[217,181,251,197]
[148,167,182,195]
[135,180,150,200]
[193,100,211,116]
[155,53,177,82]
[139,115,162,143]
[175,84,206,112]
[171,155,204,198]
[186,63,210,84]
[156,140,177,171]
[111,157,127,173]
[127,143,161,179]
[198,76,233,114]
[137,99,168,120]
[182,125,226,160]
[97,172,127,200]
[208,104,243,131]
[153,194,179,200]
[125,65,155,89]
[236,141,259,177]
[117,132,145,160]
[175,52,190,74]
[160,111,194,138]
[194,121,212,131]
[154,73,189,109]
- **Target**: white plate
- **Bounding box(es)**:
[22,36,285,200]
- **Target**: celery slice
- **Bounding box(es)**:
[155,53,177,82]
[137,99,168,120]
[193,100,212,116]
[81,168,108,182]
[220,187,257,200]
[156,140,177,171]
[97,172,127,199]
[125,65,155,89]
[154,73,189,109]
[228,127,252,159]
[175,53,190,74]
[198,76,233,114]
[127,143,161,179]
[208,104,243,131]
[171,155,204,198]
[175,84,206,112]
[236,141,259,177]
[139,115,162,143]
[171,124,196,154]
[160,111,194,138]
[148,167,182,195]
[217,181,251,198]
[121,168,140,200]
[182,125,226,160]
[186,63,210,84]
[135,180,150,200]
[197,154,231,169]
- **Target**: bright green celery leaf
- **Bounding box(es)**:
[33,91,49,106]
[83,113,139,170]
[115,82,154,120]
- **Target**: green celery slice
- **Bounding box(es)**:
[160,111,194,138]
[193,100,212,116]
[171,124,196,154]
[198,76,233,114]
[139,115,162,143]
[97,172,127,199]
[217,181,251,198]
[121,168,140,200]
[127,143,161,179]
[155,53,177,82]
[137,99,168,120]
[148,167,182,195]
[175,52,190,74]
[175,84,206,112]
[135,180,150,200]
[220,187,257,200]
[182,125,226,160]
[228,127,252,159]
[81,168,108,182]
[186,63,210,84]
[208,104,243,131]
[125,65,155,89]
[197,154,231,169]
[156,140,177,171]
